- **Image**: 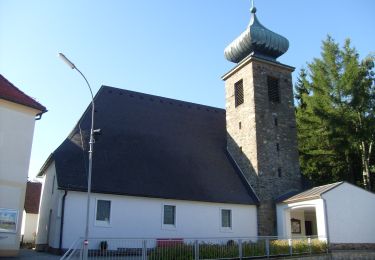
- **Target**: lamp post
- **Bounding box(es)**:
[59,53,94,260]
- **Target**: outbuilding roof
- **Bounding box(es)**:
[0,74,47,112]
[24,181,42,214]
[279,182,343,203]
[46,86,258,205]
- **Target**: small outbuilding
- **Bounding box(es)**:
[21,181,42,244]
[277,182,375,246]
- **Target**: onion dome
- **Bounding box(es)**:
[224,6,289,63]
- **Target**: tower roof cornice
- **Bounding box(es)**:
[221,55,295,81]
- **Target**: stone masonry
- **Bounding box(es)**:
[223,55,302,236]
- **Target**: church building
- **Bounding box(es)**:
[35,4,375,253]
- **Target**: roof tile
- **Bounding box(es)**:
[52,86,258,205]
[0,74,46,112]
[280,182,343,203]
[24,182,42,214]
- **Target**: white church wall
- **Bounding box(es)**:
[276,204,290,238]
[61,191,258,249]
[322,182,375,243]
[36,162,62,249]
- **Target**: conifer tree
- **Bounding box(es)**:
[295,36,375,190]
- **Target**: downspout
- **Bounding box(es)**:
[59,190,68,253]
[322,198,330,249]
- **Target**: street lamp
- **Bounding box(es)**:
[59,53,94,259]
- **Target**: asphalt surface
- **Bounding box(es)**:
[0,249,61,259]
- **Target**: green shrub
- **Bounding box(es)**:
[148,244,194,260]
[147,239,328,259]
[292,239,310,254]
[310,239,328,253]
[242,240,266,256]
[270,239,290,255]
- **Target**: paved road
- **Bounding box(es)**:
[1,249,61,259]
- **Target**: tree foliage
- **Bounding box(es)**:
[295,36,375,190]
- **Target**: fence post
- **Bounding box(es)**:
[79,240,84,260]
[265,238,270,258]
[238,239,242,259]
[308,237,311,254]
[288,239,293,255]
[194,240,199,260]
[142,240,147,260]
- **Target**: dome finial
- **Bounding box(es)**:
[250,0,257,13]
[224,2,290,63]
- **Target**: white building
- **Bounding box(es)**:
[21,181,42,244]
[35,87,259,252]
[277,182,375,245]
[0,74,46,257]
[37,173,258,252]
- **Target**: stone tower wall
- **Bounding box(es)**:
[224,57,302,236]
[225,61,259,189]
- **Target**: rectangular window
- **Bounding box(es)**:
[96,200,111,224]
[234,80,244,107]
[267,76,280,103]
[163,205,176,225]
[221,209,232,228]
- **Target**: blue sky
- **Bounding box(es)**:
[0,0,374,179]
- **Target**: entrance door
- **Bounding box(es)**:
[305,221,313,236]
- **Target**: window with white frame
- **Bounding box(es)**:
[221,209,232,228]
[96,199,111,225]
[163,205,176,226]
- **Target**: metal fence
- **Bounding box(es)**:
[60,236,328,260]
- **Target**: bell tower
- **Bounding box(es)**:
[222,5,302,236]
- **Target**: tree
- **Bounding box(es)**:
[295,36,375,190]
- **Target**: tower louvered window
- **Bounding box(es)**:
[267,76,280,103]
[234,79,244,107]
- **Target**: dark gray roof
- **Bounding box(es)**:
[51,86,258,205]
[279,182,343,203]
